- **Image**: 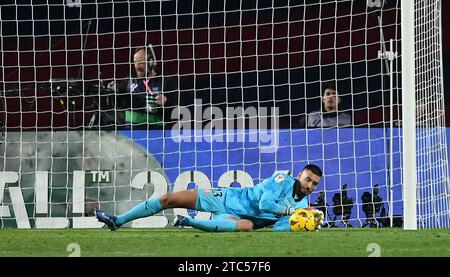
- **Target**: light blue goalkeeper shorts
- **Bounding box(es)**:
[195,188,240,220]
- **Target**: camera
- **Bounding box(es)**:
[330,184,354,227]
[361,184,384,227]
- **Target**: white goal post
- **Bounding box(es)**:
[402,0,450,229]
[0,0,449,230]
[401,0,417,230]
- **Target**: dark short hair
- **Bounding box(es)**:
[303,164,323,177]
[322,82,336,94]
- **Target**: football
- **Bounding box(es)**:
[289,208,316,232]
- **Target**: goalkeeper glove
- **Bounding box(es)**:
[305,207,325,229]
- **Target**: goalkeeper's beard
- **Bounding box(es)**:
[300,185,312,196]
[294,183,310,199]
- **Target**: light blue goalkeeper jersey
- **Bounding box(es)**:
[217,173,304,228]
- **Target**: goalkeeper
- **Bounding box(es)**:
[96,164,323,232]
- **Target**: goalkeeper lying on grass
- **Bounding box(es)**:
[96,164,324,232]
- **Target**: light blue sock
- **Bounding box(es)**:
[185,218,237,232]
[115,198,163,226]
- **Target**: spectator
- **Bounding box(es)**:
[306,82,352,128]
[110,45,178,129]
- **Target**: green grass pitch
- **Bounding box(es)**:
[1,228,450,257]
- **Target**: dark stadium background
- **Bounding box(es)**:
[0,0,449,128]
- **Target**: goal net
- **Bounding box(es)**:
[0,0,449,229]
[411,0,450,228]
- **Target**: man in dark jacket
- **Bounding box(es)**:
[111,45,178,129]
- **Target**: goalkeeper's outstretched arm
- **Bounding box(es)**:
[258,174,299,216]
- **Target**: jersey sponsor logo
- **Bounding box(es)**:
[274,174,285,183]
